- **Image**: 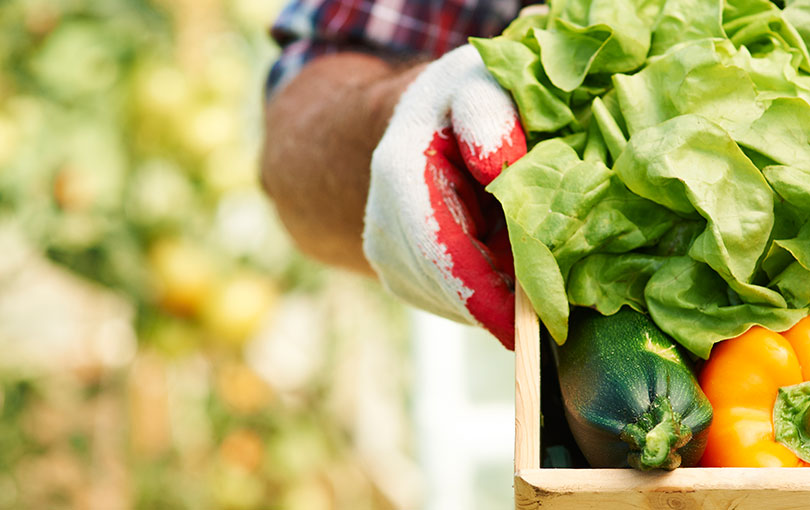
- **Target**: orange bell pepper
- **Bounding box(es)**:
[698,316,810,467]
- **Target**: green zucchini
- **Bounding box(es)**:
[552,307,713,470]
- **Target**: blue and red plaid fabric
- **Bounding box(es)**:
[267,0,536,94]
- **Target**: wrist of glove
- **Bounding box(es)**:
[363,44,527,349]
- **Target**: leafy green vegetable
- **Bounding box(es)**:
[764,165,810,215]
[478,0,810,358]
[534,22,614,92]
[488,139,677,344]
[732,98,810,168]
[774,219,810,270]
[500,12,549,41]
[650,0,724,56]
[567,253,666,314]
[471,37,574,134]
[784,0,810,49]
[507,217,570,344]
[614,115,775,295]
[772,261,810,307]
[591,96,627,161]
[645,258,806,358]
[548,0,652,77]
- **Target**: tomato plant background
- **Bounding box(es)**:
[0,1,419,508]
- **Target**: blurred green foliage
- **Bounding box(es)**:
[0,1,415,509]
[0,0,317,352]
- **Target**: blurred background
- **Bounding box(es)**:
[0,0,514,509]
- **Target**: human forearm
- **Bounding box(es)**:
[261,52,426,275]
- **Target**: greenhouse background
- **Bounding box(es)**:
[0,0,514,508]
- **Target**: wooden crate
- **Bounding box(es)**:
[513,285,810,510]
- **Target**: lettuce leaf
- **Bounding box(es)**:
[645,257,806,359]
[568,253,666,314]
[651,0,725,56]
[477,0,810,358]
[471,37,574,134]
[506,217,570,345]
[488,139,677,342]
[614,115,774,287]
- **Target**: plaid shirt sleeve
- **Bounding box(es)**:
[267,0,530,94]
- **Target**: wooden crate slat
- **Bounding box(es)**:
[516,468,810,509]
[514,284,540,472]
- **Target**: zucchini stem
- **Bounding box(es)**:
[620,395,692,470]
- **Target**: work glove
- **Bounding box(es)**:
[363,44,527,350]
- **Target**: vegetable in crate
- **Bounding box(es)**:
[553,307,712,470]
[699,317,810,467]
[476,0,810,361]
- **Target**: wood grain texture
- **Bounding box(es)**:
[515,468,810,510]
[514,284,540,472]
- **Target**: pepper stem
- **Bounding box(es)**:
[620,395,692,471]
[774,381,810,463]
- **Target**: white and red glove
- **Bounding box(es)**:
[363,44,527,350]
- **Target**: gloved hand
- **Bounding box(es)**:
[363,44,527,349]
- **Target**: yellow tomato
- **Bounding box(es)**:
[219,428,264,472]
[202,272,277,346]
[216,362,273,414]
[148,238,216,316]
